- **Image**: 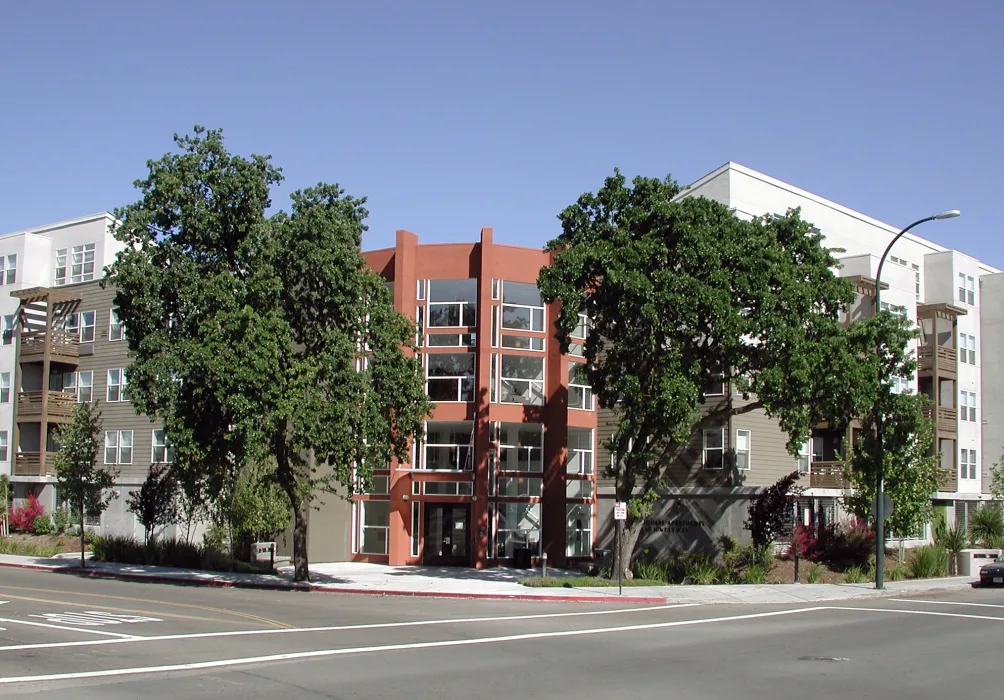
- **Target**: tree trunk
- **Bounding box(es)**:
[79,501,86,569]
[617,518,644,579]
[274,427,309,582]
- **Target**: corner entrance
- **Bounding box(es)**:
[423,504,470,566]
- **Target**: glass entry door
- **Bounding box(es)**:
[423,504,470,566]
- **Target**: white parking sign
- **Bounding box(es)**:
[613,502,627,520]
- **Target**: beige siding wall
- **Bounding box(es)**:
[731,390,800,488]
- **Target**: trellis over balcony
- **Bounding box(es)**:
[10,287,82,365]
[17,390,76,422]
[916,303,966,380]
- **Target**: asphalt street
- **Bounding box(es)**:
[0,567,999,699]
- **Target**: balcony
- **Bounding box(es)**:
[808,462,850,490]
[937,469,958,493]
[922,406,958,434]
[19,330,80,365]
[16,391,77,422]
[13,452,58,477]
[917,345,957,376]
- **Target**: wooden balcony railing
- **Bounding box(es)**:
[18,329,80,364]
[807,461,850,490]
[917,345,957,373]
[937,468,958,493]
[922,406,958,434]
[13,452,59,477]
[16,391,77,421]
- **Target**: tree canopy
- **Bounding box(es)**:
[106,127,432,580]
[538,171,903,566]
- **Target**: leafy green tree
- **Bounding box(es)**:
[219,459,292,556]
[126,464,178,545]
[990,455,1004,504]
[538,171,885,570]
[745,470,803,548]
[53,402,118,567]
[106,127,433,580]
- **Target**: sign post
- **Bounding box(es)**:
[613,502,627,596]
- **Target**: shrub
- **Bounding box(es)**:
[741,564,769,584]
[806,564,823,584]
[685,556,720,585]
[10,494,45,533]
[91,534,274,575]
[786,523,814,561]
[968,505,1004,549]
[812,520,875,572]
[202,523,227,552]
[909,545,948,579]
[844,566,865,584]
[939,525,968,575]
[888,566,907,581]
[632,560,668,582]
[32,515,54,535]
[0,538,61,557]
[52,508,71,535]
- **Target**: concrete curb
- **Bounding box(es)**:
[0,560,665,604]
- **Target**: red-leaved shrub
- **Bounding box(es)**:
[784,518,875,572]
[10,494,45,533]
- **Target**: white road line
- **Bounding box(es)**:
[0,603,703,653]
[0,617,140,639]
[826,606,1004,622]
[0,606,824,686]
[892,599,1004,610]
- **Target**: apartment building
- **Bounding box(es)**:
[316,228,598,568]
[595,162,1001,556]
[3,214,165,538]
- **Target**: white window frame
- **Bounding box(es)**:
[565,478,593,499]
[0,430,8,462]
[568,361,594,411]
[493,502,542,558]
[0,372,9,404]
[960,333,976,365]
[565,504,592,558]
[71,242,96,283]
[735,429,751,470]
[359,500,390,555]
[958,272,975,305]
[499,354,545,406]
[423,481,474,496]
[109,308,125,342]
[960,449,977,480]
[0,254,16,285]
[704,373,725,397]
[702,428,725,470]
[500,334,544,352]
[498,422,544,473]
[1,315,14,346]
[426,279,478,328]
[797,439,811,474]
[55,248,67,286]
[107,368,128,402]
[423,421,474,471]
[960,390,977,422]
[568,313,590,357]
[151,429,175,463]
[425,352,475,402]
[104,430,133,465]
[567,427,594,475]
[500,281,545,333]
[65,370,93,403]
[410,501,421,557]
[426,332,476,348]
[64,310,96,343]
[497,476,543,498]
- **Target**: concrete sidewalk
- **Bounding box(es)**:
[0,554,979,604]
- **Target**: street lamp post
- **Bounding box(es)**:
[873,209,960,589]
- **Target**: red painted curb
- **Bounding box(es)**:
[0,560,665,604]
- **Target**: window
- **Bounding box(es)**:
[0,254,16,285]
[497,477,543,497]
[797,440,811,474]
[425,353,475,402]
[65,370,93,403]
[411,502,421,557]
[0,431,7,462]
[427,279,478,328]
[151,430,175,463]
[426,333,476,348]
[415,306,424,347]
[55,487,100,526]
[703,428,725,470]
[960,449,977,480]
[500,355,544,405]
[107,368,128,402]
[1,315,14,345]
[490,307,499,347]
[109,308,125,341]
[501,281,544,332]
[416,279,425,301]
[104,430,133,465]
[491,279,499,300]
[494,502,541,558]
[498,423,543,472]
[569,313,589,357]
[0,373,8,404]
[565,479,593,499]
[566,504,592,557]
[890,374,913,394]
[63,311,96,343]
[735,429,751,470]
[960,333,977,365]
[424,481,474,496]
[54,248,67,285]
[500,335,544,351]
[55,243,96,285]
[960,391,977,422]
[424,421,474,470]
[958,272,975,305]
[880,301,907,318]
[361,475,389,495]
[568,362,594,410]
[567,427,594,475]
[360,501,390,554]
[704,373,725,397]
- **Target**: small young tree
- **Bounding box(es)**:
[126,464,178,545]
[218,459,291,559]
[990,454,1004,505]
[53,402,118,567]
[746,470,804,548]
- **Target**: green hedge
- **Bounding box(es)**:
[91,535,275,575]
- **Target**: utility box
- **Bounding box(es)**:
[957,549,1001,577]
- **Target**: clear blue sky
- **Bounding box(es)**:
[2,2,1001,266]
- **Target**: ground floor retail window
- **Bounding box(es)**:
[359,500,390,555]
[492,502,541,558]
[566,504,592,557]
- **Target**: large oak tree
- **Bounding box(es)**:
[538,171,909,569]
[107,127,432,581]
